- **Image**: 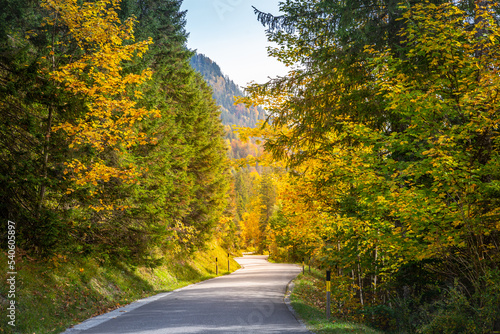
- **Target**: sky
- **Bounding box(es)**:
[180,0,289,88]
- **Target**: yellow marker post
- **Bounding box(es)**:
[326,270,331,320]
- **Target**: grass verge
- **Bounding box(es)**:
[0,240,240,334]
[290,268,382,334]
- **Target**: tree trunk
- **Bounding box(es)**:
[357,255,364,306]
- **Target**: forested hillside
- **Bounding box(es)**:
[190,53,265,127]
[190,53,264,161]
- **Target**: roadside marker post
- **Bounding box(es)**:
[326,270,331,320]
[216,257,218,275]
[227,253,230,272]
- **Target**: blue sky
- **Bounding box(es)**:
[180,0,289,88]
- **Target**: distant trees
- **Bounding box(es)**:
[190,53,265,128]
[191,52,273,251]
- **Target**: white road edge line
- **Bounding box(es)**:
[60,268,246,333]
[60,291,172,333]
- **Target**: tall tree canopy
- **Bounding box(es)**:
[0,0,230,262]
[242,0,500,331]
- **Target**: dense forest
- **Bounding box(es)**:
[236,0,500,332]
[0,0,232,264]
[2,0,500,333]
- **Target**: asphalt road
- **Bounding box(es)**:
[63,255,311,334]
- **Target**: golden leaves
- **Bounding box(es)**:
[41,0,158,147]
[41,0,159,211]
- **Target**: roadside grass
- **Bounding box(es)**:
[290,268,382,334]
[0,241,240,334]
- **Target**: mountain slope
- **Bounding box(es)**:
[190,53,265,128]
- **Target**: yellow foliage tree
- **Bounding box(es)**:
[239,198,263,251]
[244,1,500,326]
[40,0,159,202]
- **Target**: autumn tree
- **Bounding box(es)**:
[367,2,500,329]
[41,0,157,198]
[245,0,500,331]
[0,0,231,262]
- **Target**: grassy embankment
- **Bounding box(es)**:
[289,266,381,334]
[0,241,240,334]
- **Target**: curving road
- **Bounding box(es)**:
[62,255,310,334]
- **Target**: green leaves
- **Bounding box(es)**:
[248,0,500,330]
[1,0,230,263]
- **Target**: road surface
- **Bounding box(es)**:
[63,255,310,334]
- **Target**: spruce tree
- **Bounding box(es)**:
[119,0,230,256]
[0,0,88,255]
